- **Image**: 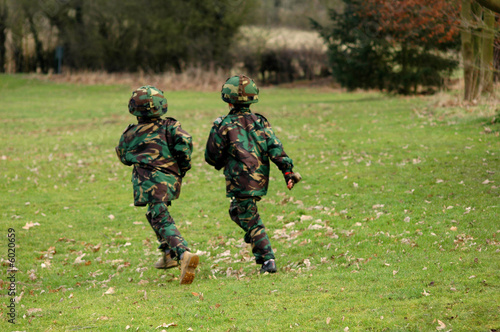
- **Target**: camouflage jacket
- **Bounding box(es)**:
[205,107,293,198]
[116,117,192,206]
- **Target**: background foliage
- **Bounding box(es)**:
[3,0,491,96]
[311,0,463,94]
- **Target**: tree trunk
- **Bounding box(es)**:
[461,0,497,101]
[475,0,500,13]
[461,0,475,101]
[27,14,46,73]
[0,0,7,73]
[481,8,495,94]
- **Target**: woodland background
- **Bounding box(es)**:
[0,0,499,100]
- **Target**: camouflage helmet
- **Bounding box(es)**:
[221,75,259,105]
[128,85,168,118]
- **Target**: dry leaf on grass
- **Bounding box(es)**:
[156,322,177,329]
[436,319,446,330]
[74,253,86,264]
[27,308,42,315]
[103,287,115,295]
[22,222,41,230]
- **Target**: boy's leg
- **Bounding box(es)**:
[147,202,190,261]
[145,210,170,251]
[229,197,275,264]
[146,210,177,269]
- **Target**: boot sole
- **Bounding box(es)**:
[154,262,178,269]
[180,255,199,285]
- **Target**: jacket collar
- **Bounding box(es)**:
[137,117,161,124]
[229,106,251,114]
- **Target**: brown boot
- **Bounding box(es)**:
[154,252,178,269]
[179,252,199,285]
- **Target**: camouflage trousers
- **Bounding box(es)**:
[229,197,275,264]
[146,202,189,260]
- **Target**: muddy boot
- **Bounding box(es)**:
[260,259,277,274]
[179,251,199,285]
[154,251,178,269]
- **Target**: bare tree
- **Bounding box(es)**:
[461,0,499,101]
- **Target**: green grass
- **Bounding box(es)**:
[0,74,499,331]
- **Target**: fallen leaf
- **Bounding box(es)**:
[436,319,446,330]
[27,308,42,315]
[74,253,86,264]
[156,323,177,329]
[14,291,24,303]
[22,222,41,230]
[103,287,115,295]
[308,224,324,230]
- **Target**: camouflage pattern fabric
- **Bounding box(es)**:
[229,197,274,264]
[221,75,259,105]
[128,85,168,118]
[146,202,189,260]
[205,106,293,198]
[116,117,192,206]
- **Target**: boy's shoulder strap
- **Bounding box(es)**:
[161,118,178,151]
[122,123,135,134]
[254,113,270,124]
[213,115,226,126]
[164,117,178,124]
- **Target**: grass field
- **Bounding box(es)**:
[0,74,499,331]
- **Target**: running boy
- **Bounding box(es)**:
[204,75,301,274]
[116,85,199,284]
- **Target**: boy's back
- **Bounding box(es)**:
[206,108,292,198]
[117,117,192,205]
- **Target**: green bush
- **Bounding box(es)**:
[311,0,460,94]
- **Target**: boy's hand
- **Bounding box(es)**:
[285,172,302,190]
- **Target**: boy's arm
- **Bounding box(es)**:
[115,125,133,166]
[168,120,193,177]
[261,117,294,174]
[205,120,227,171]
[259,115,301,189]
